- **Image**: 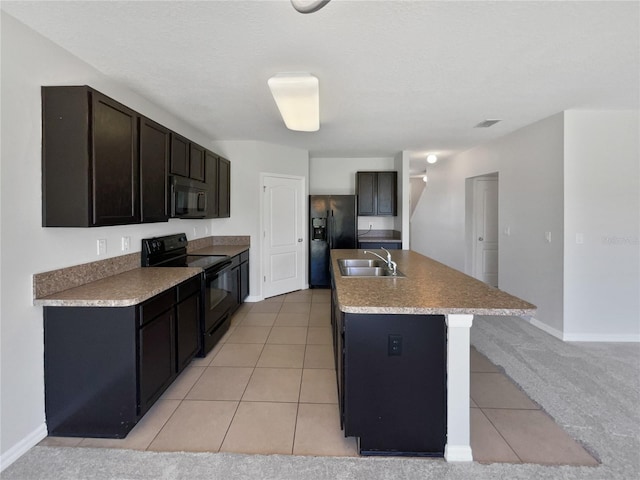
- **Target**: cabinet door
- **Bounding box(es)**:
[189,143,206,181]
[139,117,170,223]
[176,293,200,372]
[240,260,249,303]
[170,133,189,177]
[139,308,175,414]
[376,171,397,216]
[91,92,139,226]
[218,157,231,218]
[356,172,376,216]
[204,150,219,218]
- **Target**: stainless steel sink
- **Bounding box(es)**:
[337,259,404,277]
[338,259,386,268]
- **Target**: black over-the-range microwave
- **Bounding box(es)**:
[170,175,207,218]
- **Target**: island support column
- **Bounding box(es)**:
[444,314,474,462]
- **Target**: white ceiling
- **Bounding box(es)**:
[2,0,638,174]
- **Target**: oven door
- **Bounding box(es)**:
[203,261,238,334]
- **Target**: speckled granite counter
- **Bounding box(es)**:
[331,249,536,316]
[34,267,202,307]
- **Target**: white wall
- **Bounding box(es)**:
[0,13,308,467]
[411,113,565,335]
[563,111,640,341]
[309,156,396,231]
[210,140,309,298]
[394,152,411,249]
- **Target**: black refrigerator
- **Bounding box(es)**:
[309,195,357,287]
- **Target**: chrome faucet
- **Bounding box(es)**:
[363,247,398,275]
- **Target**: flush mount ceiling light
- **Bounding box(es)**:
[268,73,319,132]
[290,0,331,14]
[474,119,501,128]
[426,154,438,164]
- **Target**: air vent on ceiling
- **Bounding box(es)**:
[474,119,501,128]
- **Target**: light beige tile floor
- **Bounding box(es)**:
[39,290,598,465]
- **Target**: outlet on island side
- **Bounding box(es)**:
[388,334,403,356]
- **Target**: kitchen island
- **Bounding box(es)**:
[330,249,536,461]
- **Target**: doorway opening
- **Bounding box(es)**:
[465,173,499,287]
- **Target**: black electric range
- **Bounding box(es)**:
[141,233,238,356]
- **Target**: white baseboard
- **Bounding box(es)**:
[244,295,262,303]
[444,444,473,462]
[528,317,640,343]
[528,317,564,340]
[0,423,47,472]
[563,332,640,342]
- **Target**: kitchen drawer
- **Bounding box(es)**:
[177,275,201,302]
[139,289,174,326]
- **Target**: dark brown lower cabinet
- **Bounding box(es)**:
[176,277,201,372]
[331,289,446,456]
[43,276,201,438]
[139,307,174,415]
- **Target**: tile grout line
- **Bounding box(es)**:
[477,406,524,464]
[218,302,276,453]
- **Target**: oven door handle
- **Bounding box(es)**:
[205,260,233,279]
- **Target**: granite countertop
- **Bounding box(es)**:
[190,244,249,257]
[331,249,536,316]
[357,237,402,243]
[34,268,202,307]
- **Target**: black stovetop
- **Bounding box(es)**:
[141,233,229,271]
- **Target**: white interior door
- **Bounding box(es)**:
[262,174,305,298]
[473,177,499,287]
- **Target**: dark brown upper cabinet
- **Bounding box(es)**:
[170,134,205,182]
[170,133,189,178]
[42,86,140,227]
[217,156,231,218]
[203,152,230,218]
[189,143,206,182]
[356,171,397,216]
[139,117,170,223]
[204,150,219,218]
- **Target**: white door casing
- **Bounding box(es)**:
[262,174,305,298]
[472,177,499,287]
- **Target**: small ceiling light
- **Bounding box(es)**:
[268,73,319,132]
[423,174,428,183]
[474,119,501,128]
[426,154,438,164]
[290,0,331,14]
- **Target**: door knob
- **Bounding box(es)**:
[478,237,484,241]
[298,238,303,242]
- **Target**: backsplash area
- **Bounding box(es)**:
[34,235,250,300]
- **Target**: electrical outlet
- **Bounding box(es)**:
[121,236,131,252]
[545,231,552,243]
[388,334,403,356]
[97,239,107,256]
